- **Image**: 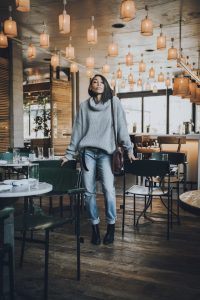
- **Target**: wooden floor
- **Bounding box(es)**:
[13,187,200,300]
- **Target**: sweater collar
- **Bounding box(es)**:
[88,97,110,111]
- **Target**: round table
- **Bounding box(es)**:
[179,189,200,215]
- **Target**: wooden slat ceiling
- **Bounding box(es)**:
[0,0,199,83]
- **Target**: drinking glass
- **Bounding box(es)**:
[162,153,168,161]
[13,148,20,163]
[28,163,39,189]
[37,147,44,159]
[48,147,54,159]
[137,153,143,160]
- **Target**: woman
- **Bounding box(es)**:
[61,74,135,245]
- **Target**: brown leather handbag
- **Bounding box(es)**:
[111,98,124,175]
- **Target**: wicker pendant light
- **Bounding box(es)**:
[157,24,166,50]
[139,53,146,73]
[65,36,75,59]
[86,48,95,68]
[116,63,122,79]
[108,33,118,57]
[120,0,136,21]
[27,41,36,59]
[40,22,49,48]
[87,16,98,45]
[70,62,78,73]
[149,61,155,78]
[158,67,164,82]
[102,56,110,74]
[173,76,190,96]
[0,23,8,48]
[168,38,177,60]
[126,45,133,66]
[141,5,153,36]
[16,0,30,12]
[59,0,70,34]
[4,6,17,37]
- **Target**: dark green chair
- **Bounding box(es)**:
[14,166,85,300]
[0,207,15,300]
[34,160,77,215]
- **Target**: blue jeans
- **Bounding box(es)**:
[81,148,116,225]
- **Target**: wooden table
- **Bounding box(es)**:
[179,189,200,215]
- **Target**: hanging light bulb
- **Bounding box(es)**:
[116,63,122,79]
[0,23,8,48]
[139,53,146,73]
[141,5,153,36]
[16,0,30,12]
[137,77,142,87]
[158,67,164,82]
[70,62,78,73]
[165,73,171,88]
[87,16,98,45]
[86,68,94,78]
[59,0,70,34]
[65,36,75,59]
[4,6,17,37]
[120,0,136,22]
[40,22,49,48]
[86,48,95,68]
[149,61,155,78]
[128,68,134,84]
[157,24,166,50]
[51,51,60,70]
[168,37,177,60]
[27,38,36,59]
[126,45,133,66]
[108,33,118,57]
[102,56,110,74]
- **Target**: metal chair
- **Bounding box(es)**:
[0,207,15,300]
[14,166,85,300]
[122,159,174,239]
[157,135,186,153]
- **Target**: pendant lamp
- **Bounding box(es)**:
[27,42,36,59]
[158,67,164,82]
[65,36,75,59]
[149,61,155,78]
[40,23,49,48]
[116,63,122,79]
[102,56,110,74]
[59,0,70,34]
[87,16,98,45]
[128,69,134,84]
[126,45,133,66]
[157,24,166,50]
[4,6,17,38]
[141,5,153,36]
[168,38,177,60]
[16,0,30,12]
[137,76,142,87]
[173,76,189,96]
[51,52,60,70]
[111,73,116,89]
[0,23,8,48]
[120,0,136,22]
[86,48,95,68]
[108,33,118,57]
[86,68,94,78]
[165,73,171,88]
[70,62,78,73]
[139,53,146,73]
[120,78,126,89]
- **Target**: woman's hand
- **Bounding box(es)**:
[128,152,137,163]
[60,156,68,166]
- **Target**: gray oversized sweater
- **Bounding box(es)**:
[65,96,133,160]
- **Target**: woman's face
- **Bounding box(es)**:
[90,76,105,95]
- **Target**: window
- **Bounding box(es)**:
[121,98,142,133]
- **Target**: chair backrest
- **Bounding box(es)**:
[34,159,77,169]
[157,136,186,152]
[39,166,81,193]
[151,151,186,165]
[0,152,13,161]
[124,159,170,178]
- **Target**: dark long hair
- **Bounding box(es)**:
[88,74,113,103]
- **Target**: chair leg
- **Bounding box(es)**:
[20,230,26,267]
[44,229,49,300]
[76,195,81,281]
[8,245,15,300]
[49,197,53,215]
[122,173,126,236]
[133,195,136,226]
[59,196,63,217]
[0,249,3,300]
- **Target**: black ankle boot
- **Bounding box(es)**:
[103,224,115,245]
[91,225,101,245]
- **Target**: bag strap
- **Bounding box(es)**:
[111,97,118,149]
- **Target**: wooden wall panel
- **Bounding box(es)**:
[0,57,10,152]
[51,79,72,155]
